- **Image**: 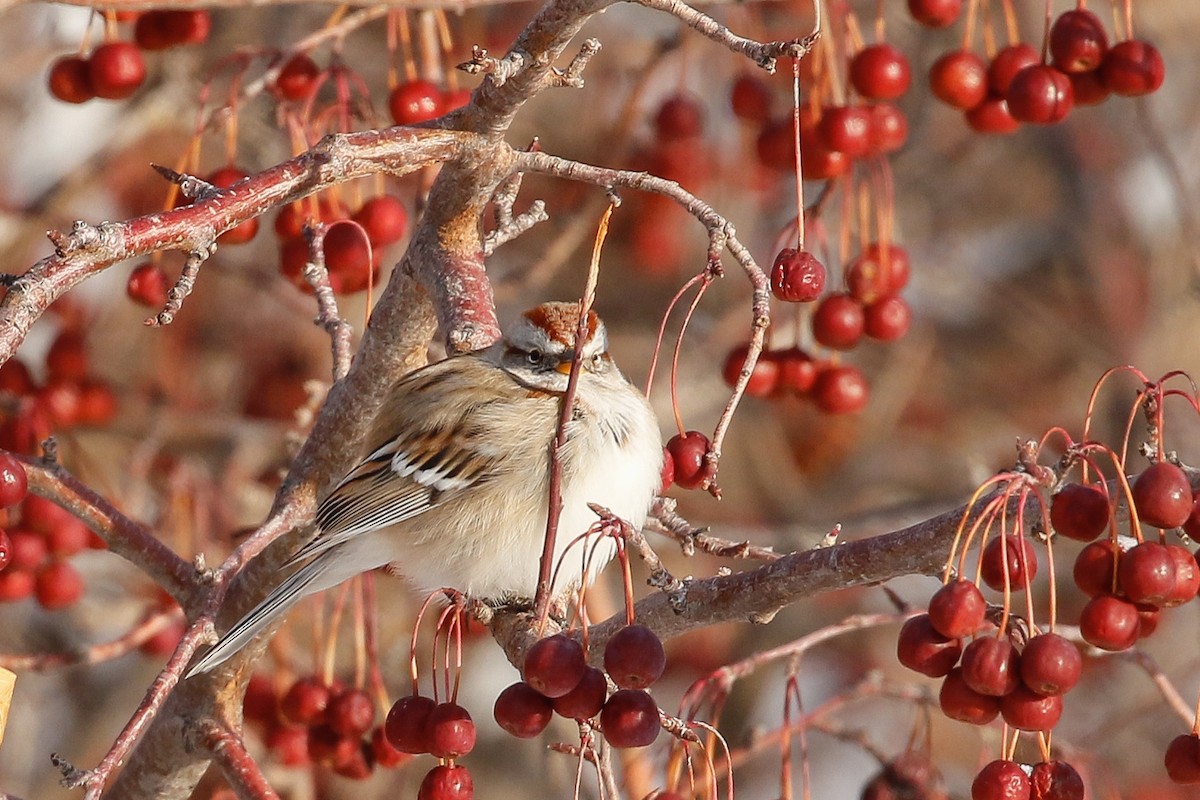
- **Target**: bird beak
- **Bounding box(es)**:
[555,361,574,375]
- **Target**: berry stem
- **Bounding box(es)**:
[669,271,715,440]
[398,10,416,82]
[643,271,705,423]
[1040,0,1052,63]
[352,576,367,689]
[791,58,806,250]
[434,9,459,91]
[999,0,1020,45]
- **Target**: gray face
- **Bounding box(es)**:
[496,315,612,390]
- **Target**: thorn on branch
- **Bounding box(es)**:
[50,753,87,788]
[39,436,59,465]
[458,45,527,86]
[150,164,221,203]
[46,220,120,259]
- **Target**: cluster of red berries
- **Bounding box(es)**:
[383,690,476,799]
[0,328,118,452]
[277,194,409,295]
[492,625,666,755]
[46,11,211,104]
[926,9,1164,133]
[241,673,407,780]
[860,752,946,800]
[723,242,911,415]
[0,463,105,610]
[898,458,1200,797]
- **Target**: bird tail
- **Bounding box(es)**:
[187,553,341,677]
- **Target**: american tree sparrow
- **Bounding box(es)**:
[189,301,662,675]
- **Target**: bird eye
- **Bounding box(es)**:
[526,349,543,365]
[591,353,605,369]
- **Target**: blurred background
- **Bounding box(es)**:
[0,0,1199,798]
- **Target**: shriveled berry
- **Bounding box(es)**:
[971,759,1030,800]
[1029,760,1084,800]
[523,633,586,698]
[896,614,961,678]
[604,624,666,689]
[385,694,436,753]
[770,248,826,303]
[494,681,553,738]
[1049,9,1108,74]
[928,579,987,638]
[599,689,660,748]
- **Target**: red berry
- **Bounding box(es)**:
[850,44,912,100]
[327,687,375,737]
[928,579,987,638]
[988,44,1041,95]
[1100,40,1165,96]
[1049,10,1109,74]
[44,514,91,558]
[1020,633,1081,696]
[389,80,444,125]
[730,75,772,122]
[127,263,169,308]
[1000,684,1062,731]
[929,51,988,110]
[1079,593,1139,651]
[133,11,176,50]
[1068,69,1111,106]
[331,741,374,780]
[1007,65,1074,124]
[1029,760,1084,800]
[371,725,409,768]
[1073,539,1117,596]
[966,97,1020,134]
[87,42,146,101]
[47,56,94,104]
[0,568,34,601]
[46,330,87,382]
[1132,462,1193,529]
[972,760,1030,800]
[896,614,961,678]
[353,196,408,245]
[1163,544,1200,606]
[385,694,436,753]
[604,624,666,689]
[846,242,910,303]
[306,723,358,765]
[1165,734,1200,784]
[8,530,48,571]
[322,223,373,279]
[939,667,1001,725]
[599,689,660,748]
[770,248,826,303]
[0,360,36,396]
[0,454,28,508]
[811,364,868,414]
[863,296,911,341]
[523,633,586,698]
[0,529,10,572]
[280,676,331,725]
[980,534,1038,592]
[961,636,1020,697]
[241,673,278,724]
[426,702,475,759]
[721,344,779,397]
[654,93,705,141]
[659,449,674,494]
[866,103,908,154]
[818,106,873,158]
[907,0,961,28]
[419,764,474,800]
[265,724,310,766]
[552,666,607,720]
[494,681,554,738]
[1050,483,1109,542]
[665,431,714,490]
[812,293,865,350]
[1118,541,1176,606]
[34,559,84,609]
[776,348,818,395]
[443,88,472,112]
[276,53,320,101]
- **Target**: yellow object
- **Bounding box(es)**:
[0,667,13,749]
